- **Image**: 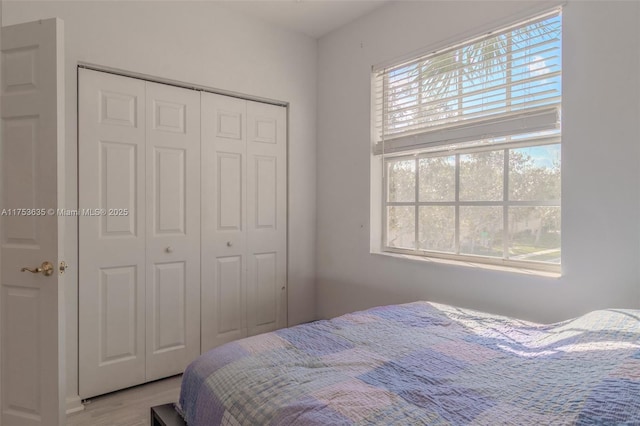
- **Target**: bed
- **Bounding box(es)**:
[152,301,640,425]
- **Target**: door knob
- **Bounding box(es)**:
[227,241,232,247]
[21,261,54,277]
[166,246,174,253]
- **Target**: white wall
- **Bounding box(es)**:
[3,0,318,408]
[317,1,640,323]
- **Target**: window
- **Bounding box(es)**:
[373,10,562,270]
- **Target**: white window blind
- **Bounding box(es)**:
[373,9,562,155]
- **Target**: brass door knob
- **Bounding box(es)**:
[21,261,54,277]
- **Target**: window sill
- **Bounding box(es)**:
[371,250,561,278]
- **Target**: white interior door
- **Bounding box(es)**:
[246,101,287,336]
[78,69,147,398]
[0,18,65,426]
[201,93,248,352]
[145,81,200,381]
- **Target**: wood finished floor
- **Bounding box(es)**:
[67,375,181,426]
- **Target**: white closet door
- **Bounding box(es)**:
[145,82,200,381]
[246,101,287,336]
[201,93,248,352]
[79,69,147,398]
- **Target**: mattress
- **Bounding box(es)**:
[179,301,640,425]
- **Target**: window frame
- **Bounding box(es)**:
[372,8,563,273]
[380,139,561,273]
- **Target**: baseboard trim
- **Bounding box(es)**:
[66,395,85,414]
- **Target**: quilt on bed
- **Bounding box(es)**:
[178,302,640,425]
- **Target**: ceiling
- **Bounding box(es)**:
[219,0,390,39]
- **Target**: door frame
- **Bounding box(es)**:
[78,63,288,107]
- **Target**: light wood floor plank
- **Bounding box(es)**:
[67,375,181,426]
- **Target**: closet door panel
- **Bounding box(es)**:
[246,101,287,336]
[215,256,243,333]
[145,82,201,381]
[150,262,186,350]
[100,142,137,236]
[98,266,138,362]
[201,93,247,353]
[153,147,186,234]
[218,152,243,230]
[253,252,278,327]
[79,69,146,398]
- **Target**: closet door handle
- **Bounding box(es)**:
[226,241,232,247]
[165,246,174,253]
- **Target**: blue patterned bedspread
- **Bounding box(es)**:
[178,302,640,425]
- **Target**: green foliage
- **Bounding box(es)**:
[386,144,561,263]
